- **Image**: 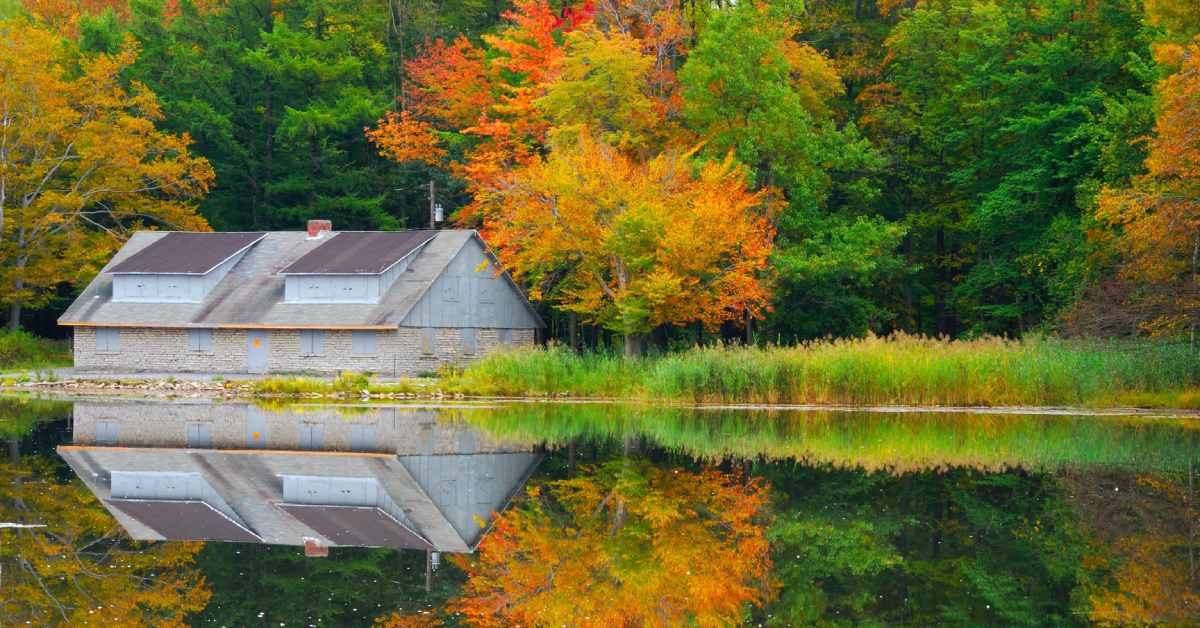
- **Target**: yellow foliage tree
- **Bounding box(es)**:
[0,458,211,624]
[536,26,662,154]
[485,130,776,355]
[0,19,213,329]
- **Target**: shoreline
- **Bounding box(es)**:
[2,376,1199,418]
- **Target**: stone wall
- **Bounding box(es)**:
[71,401,530,454]
[72,326,535,375]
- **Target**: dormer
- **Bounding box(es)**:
[109,232,265,303]
[279,229,436,304]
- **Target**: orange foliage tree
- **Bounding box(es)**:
[0,458,211,624]
[1094,37,1200,337]
[0,19,213,329]
[487,132,775,355]
[369,0,574,225]
[450,460,774,626]
[1090,6,1200,338]
[368,1,776,352]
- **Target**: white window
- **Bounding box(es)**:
[160,278,187,299]
[498,328,512,345]
[299,330,325,356]
[461,328,477,355]
[96,420,119,445]
[352,331,377,356]
[299,277,330,301]
[95,328,120,353]
[188,329,214,352]
[337,277,367,301]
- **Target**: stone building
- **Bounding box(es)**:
[59,221,543,375]
[59,399,542,553]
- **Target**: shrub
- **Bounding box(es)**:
[0,329,71,372]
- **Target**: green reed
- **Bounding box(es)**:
[450,334,1200,407]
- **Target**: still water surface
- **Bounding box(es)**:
[0,396,1196,626]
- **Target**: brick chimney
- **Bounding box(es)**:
[307,219,332,239]
[303,537,328,558]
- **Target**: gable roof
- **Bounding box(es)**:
[58,229,542,329]
[109,232,266,274]
[279,231,436,274]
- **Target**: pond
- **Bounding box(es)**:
[0,396,1196,626]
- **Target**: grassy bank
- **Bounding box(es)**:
[446,334,1200,408]
[248,372,424,397]
[0,330,71,372]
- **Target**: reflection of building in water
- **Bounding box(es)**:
[58,400,540,553]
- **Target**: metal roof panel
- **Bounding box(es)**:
[108,499,262,543]
[108,232,266,274]
[279,231,436,275]
[278,504,433,549]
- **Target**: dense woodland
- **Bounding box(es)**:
[1,0,1198,350]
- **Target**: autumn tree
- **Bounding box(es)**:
[0,457,211,624]
[369,0,583,227]
[536,26,662,154]
[487,132,775,355]
[0,19,213,329]
[1092,31,1200,339]
[451,461,774,626]
[369,2,778,353]
[680,1,904,340]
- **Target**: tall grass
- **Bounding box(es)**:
[249,372,421,396]
[450,334,1200,407]
[0,329,71,372]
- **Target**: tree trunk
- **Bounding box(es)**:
[6,300,19,331]
[623,333,643,358]
[7,252,25,331]
[568,312,578,352]
[744,309,753,345]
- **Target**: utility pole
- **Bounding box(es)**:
[428,180,436,229]
[424,549,441,592]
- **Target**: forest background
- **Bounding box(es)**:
[2,0,1198,354]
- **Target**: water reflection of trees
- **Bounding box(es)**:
[447,458,773,626]
[757,464,1199,625]
[0,400,211,625]
[4,397,1196,625]
[457,404,1199,626]
[1063,469,1200,624]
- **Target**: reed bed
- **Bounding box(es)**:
[0,329,71,372]
[449,334,1200,408]
[248,372,421,396]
